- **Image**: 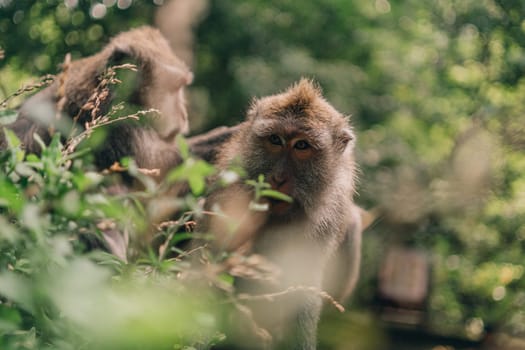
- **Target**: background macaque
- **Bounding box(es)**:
[204,79,360,349]
[0,26,192,178]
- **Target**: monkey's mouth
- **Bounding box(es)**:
[269,198,294,216]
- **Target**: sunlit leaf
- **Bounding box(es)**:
[0,304,22,332]
[3,128,21,148]
[167,158,215,194]
[0,272,33,313]
[177,134,190,160]
[0,109,18,124]
[218,273,234,286]
[0,177,24,214]
[260,189,293,203]
[248,200,269,212]
[25,153,41,163]
[0,216,19,242]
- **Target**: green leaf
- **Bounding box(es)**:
[32,132,46,152]
[62,147,92,163]
[188,176,205,195]
[120,156,131,168]
[248,200,269,212]
[0,304,22,332]
[3,128,21,148]
[192,159,215,177]
[217,273,234,286]
[15,162,37,177]
[1,129,25,164]
[73,171,103,192]
[25,154,40,163]
[0,109,18,125]
[0,216,20,243]
[0,272,33,313]
[260,189,293,203]
[166,158,215,194]
[170,232,193,246]
[177,134,190,160]
[0,178,24,214]
[42,133,63,161]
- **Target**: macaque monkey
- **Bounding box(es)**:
[1,26,192,178]
[204,79,359,349]
[324,204,374,303]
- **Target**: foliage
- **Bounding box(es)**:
[0,0,159,106]
[0,66,305,349]
[192,0,525,341]
[0,119,229,349]
[1,0,525,345]
[0,0,159,74]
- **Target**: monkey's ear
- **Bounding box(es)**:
[335,128,355,153]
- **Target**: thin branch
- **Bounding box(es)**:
[167,244,207,262]
[63,108,159,157]
[64,64,141,156]
[237,285,345,313]
[0,75,55,108]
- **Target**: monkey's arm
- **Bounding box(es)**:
[188,124,241,163]
[323,204,371,303]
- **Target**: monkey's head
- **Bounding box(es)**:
[237,79,356,219]
[109,26,193,142]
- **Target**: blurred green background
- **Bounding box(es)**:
[1,0,525,349]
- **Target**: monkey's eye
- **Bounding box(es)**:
[294,140,310,150]
[268,134,283,146]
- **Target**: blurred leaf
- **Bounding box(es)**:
[0,272,33,313]
[3,128,21,149]
[167,158,215,195]
[177,134,190,160]
[0,109,18,124]
[218,273,234,286]
[0,177,24,214]
[260,189,293,203]
[0,216,19,243]
[0,304,22,332]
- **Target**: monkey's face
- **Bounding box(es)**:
[236,79,355,220]
[242,117,337,218]
[147,65,193,141]
[151,85,189,140]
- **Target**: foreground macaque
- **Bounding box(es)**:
[0,26,192,178]
[205,79,359,349]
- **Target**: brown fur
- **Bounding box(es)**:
[204,79,360,349]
